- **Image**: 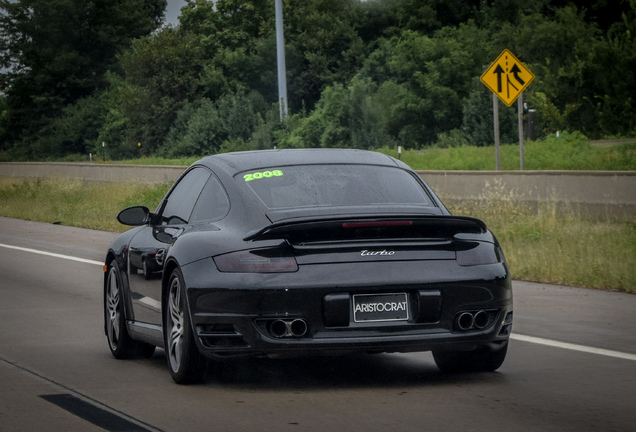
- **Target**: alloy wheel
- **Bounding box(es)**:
[167,276,184,373]
[106,267,121,350]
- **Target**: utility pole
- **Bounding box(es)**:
[275,0,288,121]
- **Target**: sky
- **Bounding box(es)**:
[165,0,188,26]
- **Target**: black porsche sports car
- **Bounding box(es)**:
[104,149,512,384]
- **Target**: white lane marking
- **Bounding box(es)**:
[0,243,103,266]
[512,333,636,362]
[2,242,635,362]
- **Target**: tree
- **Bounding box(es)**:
[463,84,519,146]
[355,22,493,147]
[179,0,276,100]
[107,28,204,155]
[0,0,166,155]
[283,0,365,112]
[501,5,636,137]
[160,91,267,157]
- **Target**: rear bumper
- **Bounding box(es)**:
[183,259,512,359]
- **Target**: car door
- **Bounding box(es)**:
[127,167,211,326]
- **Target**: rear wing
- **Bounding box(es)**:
[244,216,492,244]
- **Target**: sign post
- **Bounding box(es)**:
[480,49,534,170]
[493,94,500,171]
[518,94,524,170]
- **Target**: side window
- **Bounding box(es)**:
[190,175,230,223]
[160,168,210,225]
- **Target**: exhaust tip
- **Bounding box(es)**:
[269,320,289,338]
[454,310,497,332]
[290,319,308,337]
[474,310,489,329]
[268,319,309,338]
[457,312,475,331]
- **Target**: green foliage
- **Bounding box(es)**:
[447,182,635,292]
[503,5,636,138]
[378,132,636,171]
[181,0,272,53]
[162,99,223,157]
[2,0,635,161]
[0,177,170,232]
[283,0,365,112]
[180,0,276,101]
[161,91,271,158]
[0,0,166,151]
[463,85,519,146]
[356,22,494,147]
[0,96,9,152]
[94,78,133,160]
[358,0,481,39]
[115,29,204,155]
[32,131,630,172]
[38,96,106,158]
[1,176,633,291]
[434,129,468,148]
[524,133,636,171]
[279,78,392,149]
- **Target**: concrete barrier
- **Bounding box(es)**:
[1,162,634,219]
[418,170,636,219]
[0,162,185,184]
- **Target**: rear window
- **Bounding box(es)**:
[238,164,434,210]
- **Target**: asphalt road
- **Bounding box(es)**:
[1,216,635,432]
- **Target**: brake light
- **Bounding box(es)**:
[214,249,298,273]
[343,221,413,228]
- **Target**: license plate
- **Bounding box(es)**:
[353,293,409,323]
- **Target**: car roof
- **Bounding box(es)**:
[196,149,407,175]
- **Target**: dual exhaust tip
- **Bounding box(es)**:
[456,310,490,331]
[268,319,309,338]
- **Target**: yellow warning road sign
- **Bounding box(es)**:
[481,49,534,106]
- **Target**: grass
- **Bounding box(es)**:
[378,132,636,171]
[55,132,635,171]
[0,177,633,293]
[445,181,635,292]
[0,177,170,232]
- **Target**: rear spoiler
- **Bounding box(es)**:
[243,216,490,243]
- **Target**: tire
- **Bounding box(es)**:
[164,267,208,384]
[104,261,155,359]
[433,342,508,373]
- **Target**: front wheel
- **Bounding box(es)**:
[164,267,208,384]
[104,261,155,359]
[432,342,508,373]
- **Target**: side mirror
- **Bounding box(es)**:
[117,206,152,226]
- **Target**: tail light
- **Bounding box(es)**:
[456,241,500,266]
[214,248,298,273]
